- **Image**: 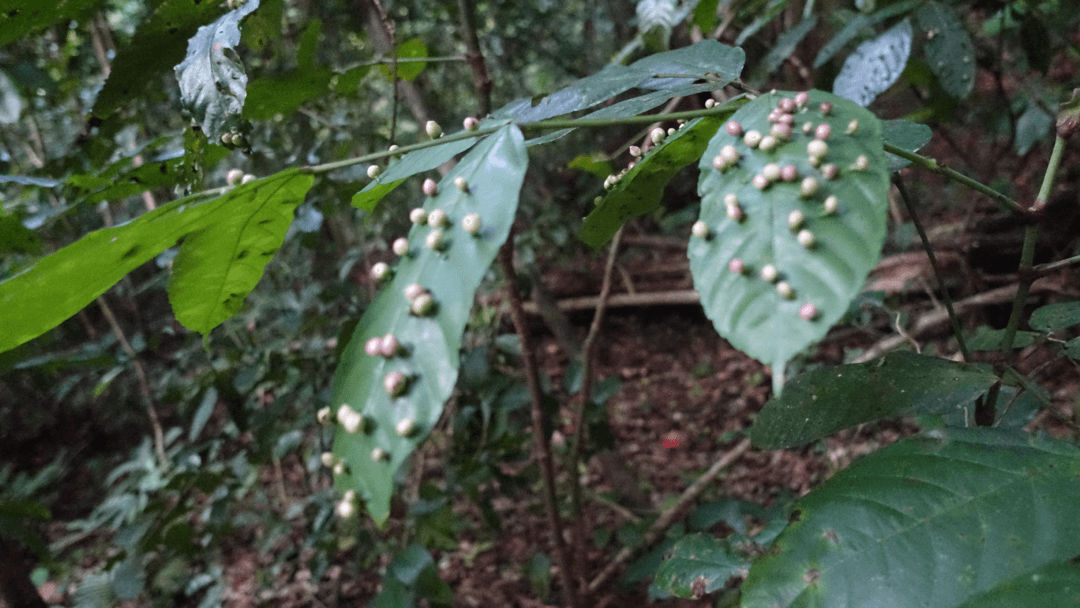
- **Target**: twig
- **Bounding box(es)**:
[456,0,492,116]
[498,240,581,608]
[884,143,1029,216]
[568,227,623,595]
[369,0,399,142]
[893,176,969,360]
[523,289,701,314]
[587,438,752,594]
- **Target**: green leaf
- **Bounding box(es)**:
[813,0,922,68]
[330,126,527,525]
[379,38,428,82]
[92,0,227,120]
[750,352,998,449]
[758,16,817,77]
[67,145,229,205]
[958,561,1080,607]
[916,1,975,99]
[0,211,40,254]
[966,326,1041,351]
[734,0,789,47]
[693,0,721,31]
[1029,301,1080,333]
[1014,102,1053,156]
[833,18,913,107]
[0,0,105,47]
[1066,337,1080,360]
[350,136,483,212]
[581,116,726,248]
[741,428,1080,608]
[173,0,260,142]
[567,154,613,178]
[244,69,332,120]
[689,90,890,381]
[168,169,314,334]
[652,533,748,599]
[882,118,932,170]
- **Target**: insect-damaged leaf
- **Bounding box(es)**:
[330,126,527,525]
[832,19,912,107]
[652,534,748,599]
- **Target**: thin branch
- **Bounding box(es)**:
[587,438,752,594]
[884,143,1029,216]
[456,0,492,116]
[568,227,623,595]
[893,176,969,361]
[498,240,581,608]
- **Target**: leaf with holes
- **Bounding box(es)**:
[689,90,889,387]
[330,126,527,525]
[833,18,912,107]
[652,533,748,599]
[0,0,106,48]
[173,0,260,141]
[916,1,975,99]
[168,169,314,334]
[741,428,1080,608]
[750,352,998,449]
[581,116,726,248]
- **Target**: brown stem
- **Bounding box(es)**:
[587,438,752,594]
[568,227,623,593]
[368,0,399,141]
[498,240,581,608]
[456,0,492,116]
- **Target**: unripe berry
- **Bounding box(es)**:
[788,210,805,230]
[821,164,839,180]
[388,144,400,156]
[802,122,814,135]
[752,174,769,190]
[395,417,417,437]
[365,336,382,357]
[336,404,355,425]
[719,145,739,165]
[705,98,716,108]
[776,281,794,299]
[422,178,437,197]
[650,127,666,145]
[667,127,676,136]
[797,229,816,248]
[461,213,482,235]
[762,163,781,182]
[743,130,762,148]
[454,176,469,192]
[383,371,408,397]
[760,264,778,282]
[321,452,336,468]
[371,447,388,461]
[807,139,828,160]
[770,123,792,139]
[728,258,746,274]
[691,220,710,239]
[370,262,391,282]
[759,135,778,152]
[241,173,256,184]
[725,120,743,136]
[629,145,642,157]
[463,116,479,131]
[410,207,428,225]
[404,283,425,301]
[712,155,726,171]
[425,120,442,138]
[316,406,331,425]
[723,193,739,207]
[823,195,839,215]
[336,497,356,519]
[379,333,400,357]
[846,119,859,134]
[853,155,869,171]
[411,292,435,316]
[799,177,819,198]
[342,410,364,434]
[425,229,445,251]
[333,461,345,476]
[798,302,818,320]
[392,237,409,256]
[726,204,744,221]
[427,208,448,227]
[226,168,244,186]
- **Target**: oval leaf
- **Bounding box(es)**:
[742,428,1080,608]
[581,115,726,248]
[168,169,314,334]
[1029,300,1080,333]
[351,136,482,212]
[653,533,748,599]
[750,351,998,449]
[813,0,922,68]
[688,90,889,379]
[833,18,912,107]
[173,0,260,141]
[330,126,527,525]
[882,118,932,171]
[916,1,975,99]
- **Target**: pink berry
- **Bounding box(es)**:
[379,333,400,357]
[422,178,437,197]
[725,121,743,136]
[798,303,818,320]
[728,258,745,274]
[778,98,795,113]
[778,113,794,126]
[815,123,831,140]
[767,110,780,123]
[794,91,809,107]
[819,102,833,115]
[771,123,792,139]
[365,337,382,357]
[383,371,408,397]
[780,164,798,182]
[822,164,839,180]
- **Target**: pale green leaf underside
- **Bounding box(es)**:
[742,428,1080,608]
[916,1,975,99]
[833,19,912,107]
[330,126,528,525]
[689,90,889,376]
[350,136,481,212]
[751,351,998,449]
[653,533,748,599]
[168,169,314,334]
[813,0,923,68]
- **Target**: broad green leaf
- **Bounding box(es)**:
[330,126,527,525]
[957,561,1080,608]
[813,0,922,68]
[693,0,721,31]
[1014,102,1053,156]
[174,0,260,141]
[734,0,789,47]
[966,326,1040,351]
[652,533,748,599]
[741,428,1080,608]
[750,352,998,449]
[758,16,817,77]
[1066,337,1080,360]
[833,19,912,107]
[689,91,890,381]
[0,0,105,47]
[92,0,227,120]
[244,69,332,120]
[567,155,613,178]
[632,39,745,91]
[240,0,282,51]
[168,169,313,334]
[916,1,975,99]
[380,38,428,82]
[350,136,482,212]
[882,118,932,170]
[0,70,22,123]
[581,116,726,248]
[0,170,309,353]
[0,211,40,254]
[296,18,321,70]
[1029,301,1080,333]
[67,145,229,204]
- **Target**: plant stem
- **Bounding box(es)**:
[456,0,492,116]
[984,135,1067,418]
[884,143,1028,215]
[498,241,581,608]
[893,176,969,361]
[568,226,623,595]
[1033,253,1080,275]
